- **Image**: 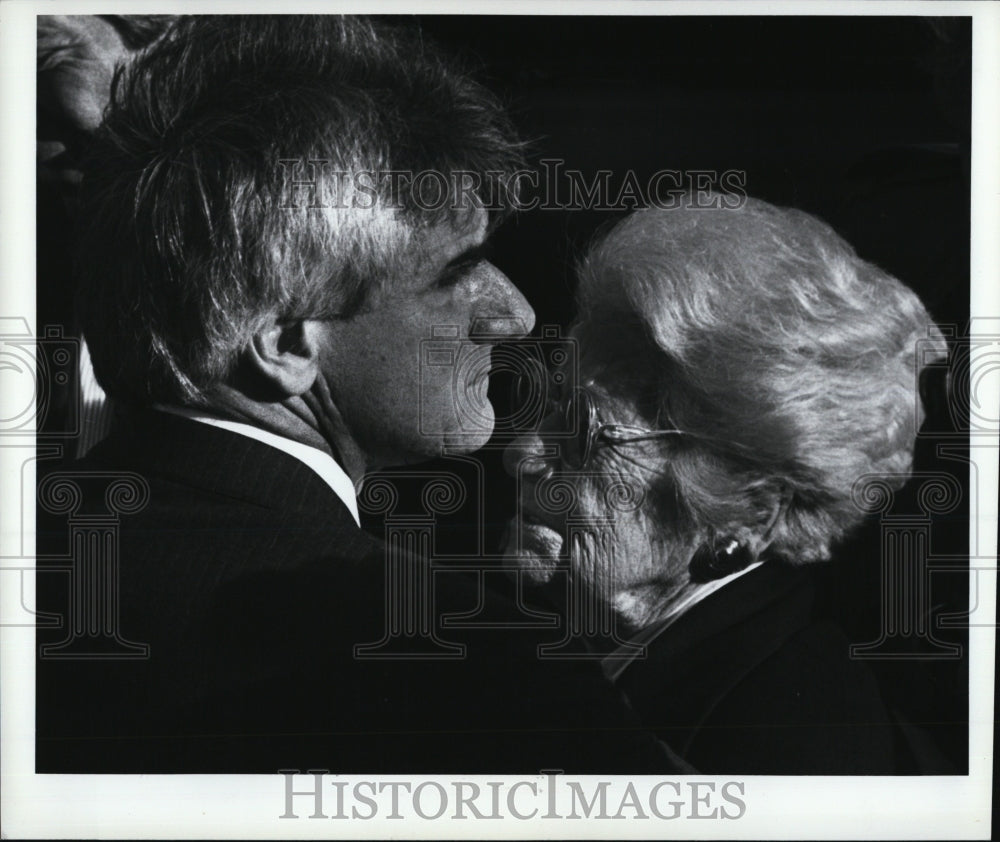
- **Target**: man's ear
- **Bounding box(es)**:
[246,319,321,398]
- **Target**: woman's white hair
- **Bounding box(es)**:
[575,197,948,564]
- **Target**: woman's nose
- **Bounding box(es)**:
[503,430,553,479]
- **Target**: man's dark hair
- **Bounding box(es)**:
[77,15,525,405]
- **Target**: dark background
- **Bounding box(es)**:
[419,15,970,330]
[365,15,972,772]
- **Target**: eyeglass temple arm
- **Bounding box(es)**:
[602,424,757,456]
[600,425,688,442]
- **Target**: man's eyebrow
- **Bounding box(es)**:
[443,242,492,269]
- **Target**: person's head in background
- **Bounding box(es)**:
[38,15,174,193]
[76,15,535,480]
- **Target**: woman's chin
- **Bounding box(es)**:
[501,520,563,584]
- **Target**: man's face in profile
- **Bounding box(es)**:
[312,207,535,468]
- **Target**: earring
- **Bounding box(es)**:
[689,536,753,582]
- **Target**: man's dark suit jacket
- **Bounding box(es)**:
[36,411,669,773]
[615,562,904,774]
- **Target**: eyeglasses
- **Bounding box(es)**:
[511,371,690,471]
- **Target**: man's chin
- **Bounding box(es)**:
[383,423,494,466]
[439,381,496,453]
[501,521,563,585]
[440,414,495,454]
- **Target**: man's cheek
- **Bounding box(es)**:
[415,352,459,434]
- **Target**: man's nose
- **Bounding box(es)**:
[503,430,552,479]
[469,263,536,344]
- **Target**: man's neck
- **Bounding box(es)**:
[198,384,368,485]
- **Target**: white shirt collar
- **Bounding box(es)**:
[601,561,764,683]
[153,405,361,527]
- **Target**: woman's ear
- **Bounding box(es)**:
[760,487,791,548]
[688,535,755,582]
[687,487,791,583]
[246,319,321,398]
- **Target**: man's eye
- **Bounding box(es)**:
[436,269,463,288]
[436,260,481,288]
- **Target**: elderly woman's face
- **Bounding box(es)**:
[502,335,688,628]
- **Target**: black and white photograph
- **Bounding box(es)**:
[2,1,997,838]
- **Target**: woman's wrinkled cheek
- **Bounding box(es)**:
[568,526,612,598]
[577,508,667,600]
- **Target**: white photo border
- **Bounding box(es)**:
[2,1,997,838]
